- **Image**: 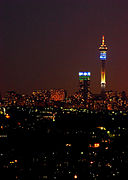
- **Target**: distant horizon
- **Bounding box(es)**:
[1,87,128,97]
[1,1,128,96]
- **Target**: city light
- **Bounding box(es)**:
[79,72,91,76]
[79,72,83,76]
[66,144,72,147]
[74,175,78,179]
[100,52,106,60]
[90,161,94,164]
[94,143,100,148]
[5,114,10,119]
[79,71,91,81]
[97,126,106,130]
[89,143,100,148]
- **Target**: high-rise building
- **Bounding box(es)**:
[99,35,108,93]
[79,72,91,101]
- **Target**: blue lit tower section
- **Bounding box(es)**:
[79,72,91,100]
[99,35,108,93]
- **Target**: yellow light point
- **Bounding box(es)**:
[102,35,105,45]
[94,143,100,148]
[66,144,72,147]
[101,72,106,84]
[5,114,10,119]
[74,175,78,179]
[106,163,112,167]
[10,161,14,164]
[97,127,104,130]
[99,35,108,50]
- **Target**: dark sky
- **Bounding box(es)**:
[1,0,128,95]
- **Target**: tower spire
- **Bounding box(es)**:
[99,35,107,50]
[102,35,104,45]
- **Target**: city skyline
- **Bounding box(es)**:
[1,0,128,95]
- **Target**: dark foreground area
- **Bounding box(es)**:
[0,106,128,179]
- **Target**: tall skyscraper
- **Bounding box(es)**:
[99,35,108,93]
[79,72,91,101]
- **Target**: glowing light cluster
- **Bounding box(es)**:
[79,72,91,76]
[101,71,106,85]
[5,114,10,119]
[94,143,100,148]
[79,72,91,81]
[89,143,100,148]
[100,52,106,60]
[90,161,94,164]
[99,35,108,51]
[10,160,18,164]
[74,175,78,179]
[97,127,106,130]
[66,144,72,147]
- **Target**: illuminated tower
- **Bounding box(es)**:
[79,72,91,100]
[99,35,108,93]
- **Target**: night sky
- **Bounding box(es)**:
[1,0,128,96]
